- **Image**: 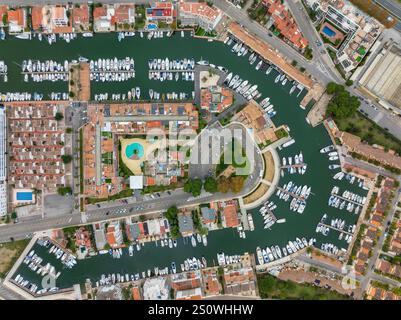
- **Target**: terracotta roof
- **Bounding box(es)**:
[73,4,89,25]
[93,6,107,19]
[223,204,239,228]
[7,8,25,26]
[31,6,43,31]
[131,286,141,300]
[179,1,221,21]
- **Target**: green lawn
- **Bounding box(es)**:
[335,111,401,154]
[257,274,349,300]
[216,138,251,176]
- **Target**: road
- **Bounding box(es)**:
[285,0,343,83]
[0,122,264,243]
[212,0,335,85]
[374,0,401,32]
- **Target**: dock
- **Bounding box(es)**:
[277,186,309,201]
[280,163,306,169]
[317,222,353,236]
[330,192,363,207]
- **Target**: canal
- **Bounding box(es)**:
[1,32,367,289]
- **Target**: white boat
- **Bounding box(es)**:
[202,234,207,246]
[191,236,197,247]
[82,32,93,37]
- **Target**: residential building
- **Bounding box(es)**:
[82,103,198,198]
[131,286,142,300]
[93,4,115,32]
[0,6,8,27]
[200,85,233,113]
[305,0,383,73]
[96,284,123,300]
[201,268,221,296]
[178,1,222,32]
[106,221,124,248]
[263,0,308,50]
[126,218,170,242]
[72,4,90,32]
[223,266,257,296]
[178,212,194,236]
[93,222,107,250]
[114,4,135,28]
[31,6,44,31]
[146,2,176,25]
[51,6,69,28]
[220,200,240,228]
[7,8,26,34]
[143,277,170,300]
[200,206,216,225]
[7,102,68,193]
[0,106,6,216]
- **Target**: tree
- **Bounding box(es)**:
[61,154,73,164]
[230,176,245,193]
[11,211,17,220]
[58,186,72,196]
[345,79,354,86]
[184,178,203,197]
[217,176,230,193]
[204,176,217,193]
[55,112,64,121]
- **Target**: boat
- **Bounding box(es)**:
[255,60,263,70]
[82,32,93,37]
[196,234,202,243]
[276,218,286,224]
[15,33,31,40]
[191,236,197,247]
[320,145,335,153]
[202,234,207,246]
[256,247,264,265]
[197,60,209,66]
[329,164,341,170]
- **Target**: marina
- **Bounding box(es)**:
[0,32,369,291]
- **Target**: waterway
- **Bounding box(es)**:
[1,32,368,289]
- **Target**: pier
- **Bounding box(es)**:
[277,186,308,201]
[280,163,306,169]
[317,222,353,236]
[330,192,363,207]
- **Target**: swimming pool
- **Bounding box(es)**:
[322,26,336,38]
[126,142,145,160]
[16,191,33,201]
[147,23,158,30]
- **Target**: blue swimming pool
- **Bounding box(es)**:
[147,23,158,30]
[16,191,33,201]
[322,26,336,38]
[126,142,145,160]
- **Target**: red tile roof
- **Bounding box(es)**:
[7,8,25,27]
[73,4,89,26]
[223,204,239,228]
[31,6,43,31]
[264,0,308,49]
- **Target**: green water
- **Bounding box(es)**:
[3,33,367,289]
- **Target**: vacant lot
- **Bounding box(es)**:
[263,151,275,182]
[335,111,401,154]
[257,273,349,300]
[243,183,269,205]
[0,239,30,278]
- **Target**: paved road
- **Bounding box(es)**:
[374,0,401,32]
[360,185,401,295]
[0,282,26,300]
[285,0,343,83]
[212,0,335,85]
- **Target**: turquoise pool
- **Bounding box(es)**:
[16,191,33,201]
[126,142,145,159]
[322,26,336,38]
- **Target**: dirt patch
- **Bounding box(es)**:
[263,151,274,183]
[243,183,269,205]
[0,239,30,277]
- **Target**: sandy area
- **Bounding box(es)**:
[199,71,220,89]
[0,240,29,276]
[243,183,269,205]
[120,138,161,175]
[263,151,275,183]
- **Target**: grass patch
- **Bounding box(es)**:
[0,239,30,278]
[216,138,250,176]
[86,188,133,204]
[257,273,349,300]
[335,111,401,154]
